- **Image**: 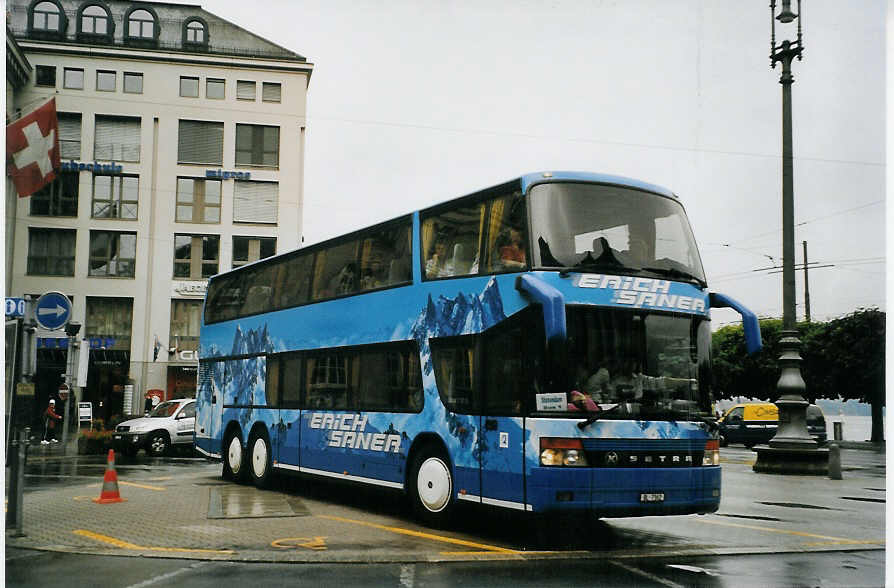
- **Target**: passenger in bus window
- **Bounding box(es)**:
[425,239,450,278]
[499,227,526,269]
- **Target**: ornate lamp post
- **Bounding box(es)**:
[753,0,829,475]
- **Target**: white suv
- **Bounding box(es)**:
[113,399,196,456]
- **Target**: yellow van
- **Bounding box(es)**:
[717,403,778,448]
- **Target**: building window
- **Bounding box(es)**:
[63,68,84,89]
[177,120,224,165]
[89,231,136,278]
[236,80,256,101]
[183,17,208,48]
[235,124,279,168]
[174,234,219,279]
[206,78,225,99]
[27,228,76,276]
[35,65,56,87]
[126,8,155,39]
[232,236,276,268]
[79,4,111,35]
[58,112,82,159]
[179,76,199,98]
[86,297,133,351]
[94,115,141,162]
[30,171,79,217]
[233,180,278,224]
[123,72,143,94]
[262,82,282,103]
[170,300,202,352]
[96,70,115,91]
[31,1,64,32]
[176,178,221,223]
[92,175,138,219]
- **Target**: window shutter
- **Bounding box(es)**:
[94,116,140,162]
[237,80,256,100]
[233,181,278,224]
[58,113,81,159]
[178,120,224,165]
[262,82,281,103]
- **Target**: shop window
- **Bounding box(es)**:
[27,228,76,276]
[170,300,202,352]
[92,174,138,219]
[85,297,133,351]
[176,178,221,223]
[89,231,136,278]
[232,236,276,268]
[174,234,219,279]
[30,171,79,217]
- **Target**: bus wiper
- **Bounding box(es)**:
[577,404,619,430]
[641,266,707,289]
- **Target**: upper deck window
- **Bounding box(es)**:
[529,182,706,286]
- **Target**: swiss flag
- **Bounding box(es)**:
[6,98,61,198]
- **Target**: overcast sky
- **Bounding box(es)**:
[202,0,885,325]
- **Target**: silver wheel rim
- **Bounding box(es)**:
[227,436,243,475]
[251,437,268,479]
[417,457,451,513]
[151,435,165,454]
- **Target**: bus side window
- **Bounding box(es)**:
[485,192,527,273]
[431,336,478,413]
[281,354,301,407]
[266,356,281,407]
[483,323,525,416]
[421,203,485,280]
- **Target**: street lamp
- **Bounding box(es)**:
[753,0,829,475]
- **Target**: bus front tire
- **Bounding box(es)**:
[248,429,273,489]
[222,430,247,483]
[410,448,454,528]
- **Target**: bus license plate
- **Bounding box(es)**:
[640,492,665,503]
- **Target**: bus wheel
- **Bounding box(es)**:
[249,429,273,488]
[410,449,454,527]
[222,430,246,483]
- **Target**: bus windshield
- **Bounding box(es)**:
[529,182,707,286]
[559,307,712,420]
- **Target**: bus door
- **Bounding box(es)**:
[478,322,528,510]
[271,353,302,468]
[197,361,224,457]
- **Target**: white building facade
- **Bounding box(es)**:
[6,0,312,424]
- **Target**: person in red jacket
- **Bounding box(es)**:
[42,399,62,444]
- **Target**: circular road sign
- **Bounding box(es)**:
[34,291,72,330]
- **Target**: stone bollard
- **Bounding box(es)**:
[828,442,843,480]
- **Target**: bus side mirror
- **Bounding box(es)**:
[709,292,762,354]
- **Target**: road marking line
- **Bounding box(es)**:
[802,539,885,546]
[697,518,873,543]
[271,536,328,551]
[73,530,234,554]
[611,560,686,588]
[118,481,166,491]
[318,515,520,554]
[124,561,212,588]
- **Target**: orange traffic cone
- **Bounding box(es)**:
[93,449,126,504]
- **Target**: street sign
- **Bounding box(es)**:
[5,297,25,317]
[58,383,69,401]
[34,291,71,330]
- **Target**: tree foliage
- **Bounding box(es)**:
[712,308,885,441]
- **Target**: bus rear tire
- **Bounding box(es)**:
[248,429,273,489]
[222,430,247,483]
[410,448,454,528]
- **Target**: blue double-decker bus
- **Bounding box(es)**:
[196,171,761,526]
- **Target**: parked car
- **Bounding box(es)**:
[113,398,195,456]
[717,402,827,448]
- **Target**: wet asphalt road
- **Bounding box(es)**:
[5,445,886,587]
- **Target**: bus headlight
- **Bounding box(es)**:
[703,439,720,466]
[540,438,589,467]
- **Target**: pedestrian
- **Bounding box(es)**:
[42,399,62,444]
[145,393,153,414]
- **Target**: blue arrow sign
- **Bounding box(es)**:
[34,291,72,330]
[5,297,25,317]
